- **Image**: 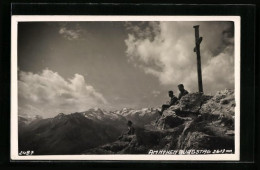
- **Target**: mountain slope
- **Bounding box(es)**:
[19,112,126,155]
[18,107,159,155]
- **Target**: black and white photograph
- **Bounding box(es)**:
[11,16,240,161]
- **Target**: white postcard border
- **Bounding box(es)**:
[11,15,241,161]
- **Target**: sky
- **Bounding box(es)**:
[18,21,235,118]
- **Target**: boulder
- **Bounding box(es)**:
[157,114,186,130]
[200,89,235,117]
[135,128,164,146]
[179,92,212,113]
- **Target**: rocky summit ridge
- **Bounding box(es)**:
[84,89,235,154]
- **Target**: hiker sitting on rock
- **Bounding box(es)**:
[126,120,135,135]
[159,90,178,115]
[118,120,135,140]
[178,84,189,100]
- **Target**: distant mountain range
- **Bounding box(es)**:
[18,107,160,155]
[19,89,235,155]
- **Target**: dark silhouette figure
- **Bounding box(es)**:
[127,120,135,135]
[159,91,178,115]
[178,84,189,100]
[118,120,135,140]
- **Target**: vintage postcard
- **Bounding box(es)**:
[11,15,240,161]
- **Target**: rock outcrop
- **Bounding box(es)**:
[84,89,235,154]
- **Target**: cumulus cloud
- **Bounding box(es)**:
[125,21,234,94]
[58,23,85,40]
[18,69,107,118]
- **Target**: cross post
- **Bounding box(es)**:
[193,25,203,93]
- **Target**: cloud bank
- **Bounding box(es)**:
[125,21,234,94]
[18,69,107,118]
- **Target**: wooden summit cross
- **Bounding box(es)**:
[193,25,203,93]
